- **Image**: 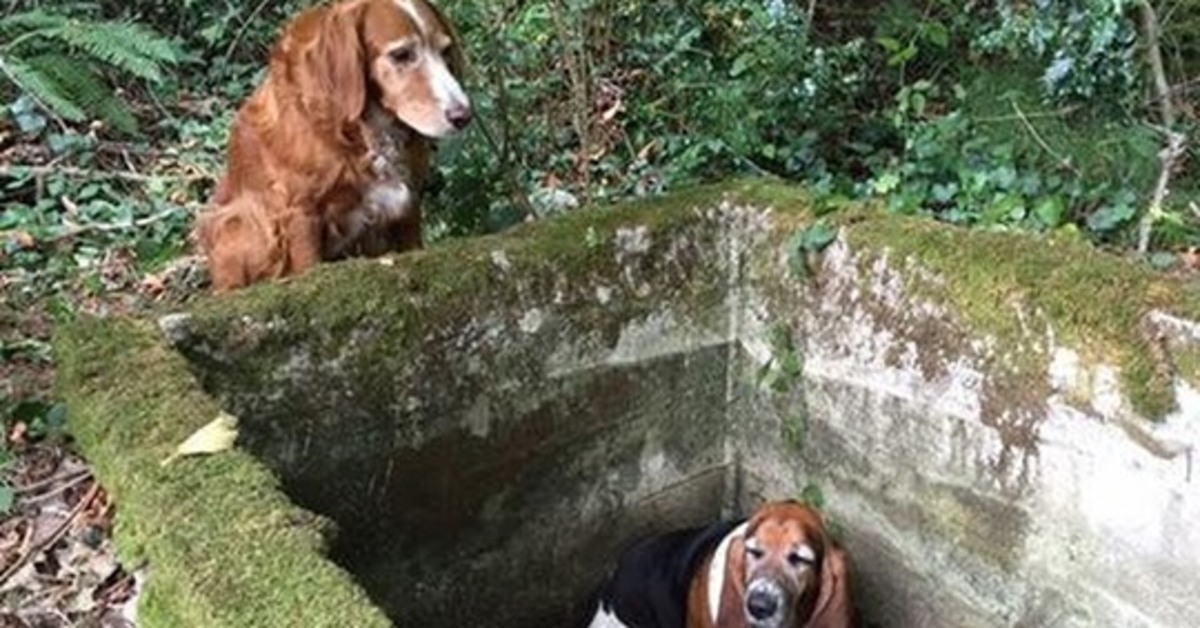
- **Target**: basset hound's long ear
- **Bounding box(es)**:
[714,534,749,628]
[424,0,470,79]
[808,540,856,628]
[313,2,368,126]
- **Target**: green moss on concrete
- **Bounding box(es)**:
[54,316,390,628]
[177,179,803,413]
[845,214,1200,419]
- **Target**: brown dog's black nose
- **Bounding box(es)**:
[447,103,472,130]
[746,590,779,621]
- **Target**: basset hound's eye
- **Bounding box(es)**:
[787,552,811,567]
[389,46,417,65]
[788,545,816,568]
[746,546,765,560]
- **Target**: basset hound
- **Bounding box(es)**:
[587,500,856,628]
[194,0,471,292]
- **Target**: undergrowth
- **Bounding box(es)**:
[3,0,1200,444]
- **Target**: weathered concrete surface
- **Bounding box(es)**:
[59,180,1200,627]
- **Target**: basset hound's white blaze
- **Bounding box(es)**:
[708,522,749,623]
[587,604,632,628]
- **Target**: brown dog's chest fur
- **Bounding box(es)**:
[323,103,432,258]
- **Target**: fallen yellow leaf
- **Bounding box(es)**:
[160,412,240,466]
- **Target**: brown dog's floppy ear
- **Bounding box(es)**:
[424,0,470,79]
[314,2,368,126]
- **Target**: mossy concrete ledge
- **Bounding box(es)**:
[56,179,1200,627]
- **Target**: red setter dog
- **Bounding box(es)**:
[194,0,471,292]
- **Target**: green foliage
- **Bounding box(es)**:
[787,221,838,278]
[974,0,1141,106]
[0,7,178,134]
[800,483,825,511]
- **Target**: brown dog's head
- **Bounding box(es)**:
[295,0,471,138]
[737,501,837,628]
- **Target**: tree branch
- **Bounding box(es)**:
[0,163,211,183]
[1136,0,1187,254]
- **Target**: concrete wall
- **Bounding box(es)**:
[78,181,1200,627]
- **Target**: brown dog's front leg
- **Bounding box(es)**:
[281,210,324,277]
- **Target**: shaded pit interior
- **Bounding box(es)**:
[192,339,746,627]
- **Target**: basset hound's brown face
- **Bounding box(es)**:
[740,501,830,628]
[308,0,471,138]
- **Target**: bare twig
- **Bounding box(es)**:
[13,468,87,496]
[548,0,593,197]
[1010,101,1081,176]
[1141,1,1176,130]
[0,482,99,586]
[0,57,69,134]
[974,105,1080,123]
[0,163,211,183]
[50,207,186,242]
[1136,0,1187,254]
[224,0,278,64]
[1139,128,1187,253]
[20,471,94,506]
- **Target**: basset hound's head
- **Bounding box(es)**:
[292,0,472,138]
[737,500,841,628]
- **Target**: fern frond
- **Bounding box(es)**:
[56,19,177,83]
[0,10,70,34]
[0,55,87,122]
[24,53,138,134]
[94,21,178,64]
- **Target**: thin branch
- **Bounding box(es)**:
[20,471,94,506]
[1136,0,1186,254]
[223,0,278,64]
[973,105,1080,123]
[13,468,86,496]
[1139,128,1186,254]
[0,163,211,183]
[51,207,186,242]
[0,56,68,133]
[1140,0,1176,129]
[0,482,99,585]
[1010,101,1081,176]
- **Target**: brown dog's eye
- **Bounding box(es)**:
[390,47,417,65]
[747,547,765,560]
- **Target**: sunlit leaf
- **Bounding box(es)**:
[160,412,239,466]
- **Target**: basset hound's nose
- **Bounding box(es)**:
[746,589,780,621]
[447,103,472,130]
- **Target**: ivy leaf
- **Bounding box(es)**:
[0,484,13,516]
[787,222,838,279]
[801,222,837,253]
[800,483,826,510]
[872,172,901,195]
[1033,195,1066,228]
[786,230,811,278]
[1148,251,1176,271]
[876,36,902,53]
[1086,202,1136,233]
